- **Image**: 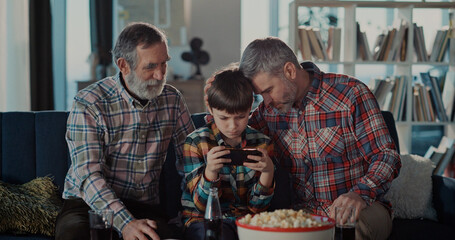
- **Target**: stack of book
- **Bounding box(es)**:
[298,26,341,61]
[424,136,455,177]
[369,20,409,62]
[370,76,407,121]
[413,71,455,122]
[414,25,453,62]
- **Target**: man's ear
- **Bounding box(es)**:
[117,58,131,76]
[283,62,297,80]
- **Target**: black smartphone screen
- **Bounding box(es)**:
[223,149,262,165]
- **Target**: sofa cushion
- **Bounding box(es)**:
[432,175,455,227]
[1,112,36,184]
[385,154,437,220]
[0,177,62,236]
[35,111,70,193]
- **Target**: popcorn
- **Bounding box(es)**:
[239,209,327,228]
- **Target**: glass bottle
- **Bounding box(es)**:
[204,187,222,240]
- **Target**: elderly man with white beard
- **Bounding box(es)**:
[55,22,195,240]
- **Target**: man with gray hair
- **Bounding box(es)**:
[55,22,194,240]
[233,37,400,240]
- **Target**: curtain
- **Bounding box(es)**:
[29,0,54,110]
[90,0,113,80]
[0,0,31,111]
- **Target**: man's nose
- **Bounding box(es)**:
[262,94,272,106]
[153,67,166,81]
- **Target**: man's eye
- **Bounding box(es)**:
[146,64,157,69]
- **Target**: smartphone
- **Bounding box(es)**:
[223,148,262,165]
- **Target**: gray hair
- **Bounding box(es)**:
[112,22,167,70]
[239,37,300,79]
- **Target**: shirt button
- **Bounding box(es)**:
[141,134,146,139]
[304,159,310,164]
[299,111,303,115]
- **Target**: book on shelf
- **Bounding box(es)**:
[376,28,395,61]
[433,136,455,176]
[356,22,372,61]
[306,27,326,61]
[413,85,425,121]
[413,23,429,62]
[371,76,407,120]
[389,76,402,117]
[437,26,452,62]
[441,71,455,122]
[424,145,446,167]
[396,77,407,121]
[298,26,312,60]
[388,20,408,62]
[382,28,397,61]
[327,26,341,61]
[420,72,448,122]
[399,26,409,62]
[417,83,436,122]
[426,26,453,62]
[372,77,395,110]
[372,32,386,61]
[314,29,329,61]
[429,28,448,62]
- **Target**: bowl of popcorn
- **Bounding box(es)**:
[236,209,335,240]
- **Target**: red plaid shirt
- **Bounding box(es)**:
[249,62,401,216]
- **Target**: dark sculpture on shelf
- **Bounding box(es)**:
[181,37,210,80]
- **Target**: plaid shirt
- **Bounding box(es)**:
[249,62,401,216]
[181,116,274,226]
[63,74,195,233]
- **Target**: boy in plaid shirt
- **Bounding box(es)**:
[181,66,275,240]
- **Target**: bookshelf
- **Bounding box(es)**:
[289,0,455,154]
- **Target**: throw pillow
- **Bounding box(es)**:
[0,176,63,236]
[384,154,437,220]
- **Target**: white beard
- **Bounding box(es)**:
[125,71,166,100]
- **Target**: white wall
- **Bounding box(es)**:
[0,0,30,111]
[187,0,241,79]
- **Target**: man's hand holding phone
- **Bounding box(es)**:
[205,146,231,181]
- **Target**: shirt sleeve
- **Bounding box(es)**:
[349,82,401,203]
[173,94,196,175]
[66,101,134,233]
[183,136,220,213]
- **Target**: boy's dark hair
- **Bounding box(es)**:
[207,66,254,114]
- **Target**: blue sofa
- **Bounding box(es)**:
[0,111,455,240]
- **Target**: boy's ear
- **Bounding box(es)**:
[283,62,297,80]
[207,106,213,115]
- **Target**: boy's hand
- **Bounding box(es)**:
[205,146,231,181]
[242,148,273,173]
[243,148,274,188]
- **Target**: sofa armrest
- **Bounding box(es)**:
[432,175,455,227]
